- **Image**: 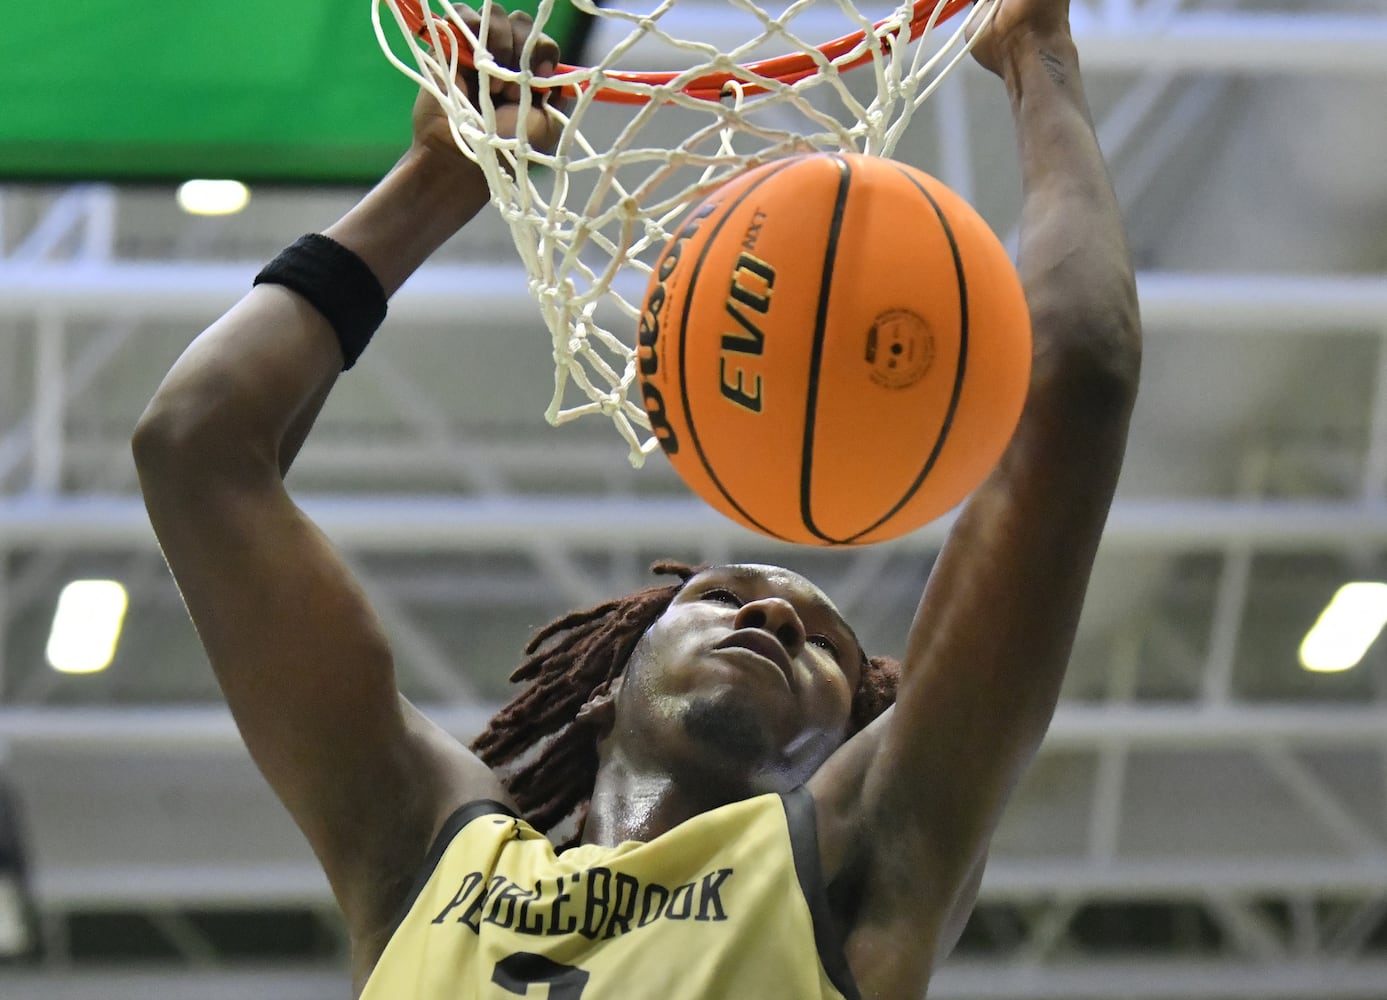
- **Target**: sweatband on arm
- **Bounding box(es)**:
[253,233,388,370]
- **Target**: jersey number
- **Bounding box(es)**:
[492,952,590,999]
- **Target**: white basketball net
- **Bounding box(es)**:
[373,0,996,465]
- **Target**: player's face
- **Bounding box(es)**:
[615,564,866,785]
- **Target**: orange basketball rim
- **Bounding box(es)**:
[391,0,973,104]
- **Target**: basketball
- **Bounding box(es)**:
[636,152,1032,545]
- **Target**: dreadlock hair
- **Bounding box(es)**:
[471,560,900,846]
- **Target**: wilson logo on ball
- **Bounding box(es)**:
[638,201,719,455]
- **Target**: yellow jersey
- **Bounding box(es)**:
[360,787,860,1000]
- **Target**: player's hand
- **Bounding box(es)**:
[967,0,1073,79]
[410,5,564,169]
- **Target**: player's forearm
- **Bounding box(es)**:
[326,145,489,299]
[134,147,487,481]
[1005,34,1141,397]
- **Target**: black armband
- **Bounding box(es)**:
[253,233,387,371]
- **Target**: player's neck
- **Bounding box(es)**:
[580,751,776,846]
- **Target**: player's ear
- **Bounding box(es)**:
[575,675,622,739]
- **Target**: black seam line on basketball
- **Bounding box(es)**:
[838,163,971,543]
[677,159,797,543]
[798,154,854,544]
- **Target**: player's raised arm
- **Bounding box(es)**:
[131,9,559,980]
[818,0,1141,961]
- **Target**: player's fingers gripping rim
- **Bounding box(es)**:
[512,13,561,92]
[503,9,561,69]
[496,10,563,109]
[479,4,517,77]
[454,4,515,98]
[430,4,506,100]
[443,5,560,109]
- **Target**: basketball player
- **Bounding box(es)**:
[133,0,1139,996]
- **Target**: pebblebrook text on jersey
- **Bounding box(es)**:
[431,866,734,940]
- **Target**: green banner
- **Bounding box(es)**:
[0,1,589,184]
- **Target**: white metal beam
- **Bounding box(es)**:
[1363,330,1387,501]
[0,322,140,488]
[2,494,1387,552]
[30,309,65,495]
[1202,453,1269,705]
[978,860,1387,898]
[1,266,1384,333]
[3,704,1385,752]
[23,855,1387,910]
[9,187,108,263]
